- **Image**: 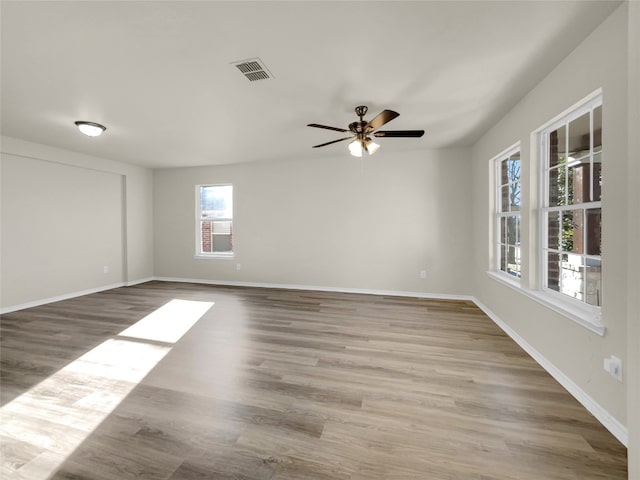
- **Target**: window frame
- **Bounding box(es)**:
[195,183,234,259]
[538,92,603,324]
[493,143,522,282]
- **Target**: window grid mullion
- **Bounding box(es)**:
[543,201,602,213]
[590,109,594,203]
[494,145,521,279]
[565,122,569,207]
[582,209,588,301]
[539,93,602,309]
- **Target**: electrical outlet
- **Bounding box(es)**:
[604,355,623,382]
[419,270,427,279]
[103,266,109,274]
[236,263,242,271]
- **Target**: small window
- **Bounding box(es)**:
[540,94,602,307]
[197,184,233,256]
[494,145,521,279]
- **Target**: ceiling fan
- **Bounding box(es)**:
[307,105,424,157]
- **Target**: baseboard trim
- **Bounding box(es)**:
[0,278,156,314]
[125,277,155,287]
[0,282,126,314]
[1,276,472,313]
[152,276,473,301]
[472,297,629,447]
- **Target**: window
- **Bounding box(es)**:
[495,145,521,279]
[197,184,233,256]
[540,95,602,308]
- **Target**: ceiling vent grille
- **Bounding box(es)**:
[232,58,273,82]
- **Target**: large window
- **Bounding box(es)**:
[197,184,233,256]
[540,95,602,308]
[495,145,521,279]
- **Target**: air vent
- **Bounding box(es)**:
[232,58,273,82]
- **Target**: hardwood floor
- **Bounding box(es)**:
[0,281,627,479]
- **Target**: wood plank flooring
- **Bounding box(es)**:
[0,281,627,479]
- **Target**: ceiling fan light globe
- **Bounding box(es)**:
[367,140,380,155]
[349,139,363,157]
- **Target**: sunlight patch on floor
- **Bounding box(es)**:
[119,299,214,344]
[0,299,213,480]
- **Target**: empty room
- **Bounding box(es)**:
[1,1,638,479]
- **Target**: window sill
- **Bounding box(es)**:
[194,253,235,260]
[488,270,522,289]
[486,271,606,336]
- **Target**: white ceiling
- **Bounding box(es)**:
[1,1,620,169]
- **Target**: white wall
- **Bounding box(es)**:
[154,148,472,296]
[0,137,154,310]
[625,0,639,475]
[471,3,629,434]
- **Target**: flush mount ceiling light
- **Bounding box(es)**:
[75,121,106,137]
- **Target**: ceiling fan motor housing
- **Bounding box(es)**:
[349,121,368,135]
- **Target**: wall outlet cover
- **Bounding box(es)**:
[604,355,623,382]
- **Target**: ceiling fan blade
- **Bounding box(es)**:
[373,130,425,138]
[365,109,400,132]
[312,137,353,148]
[307,123,349,133]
